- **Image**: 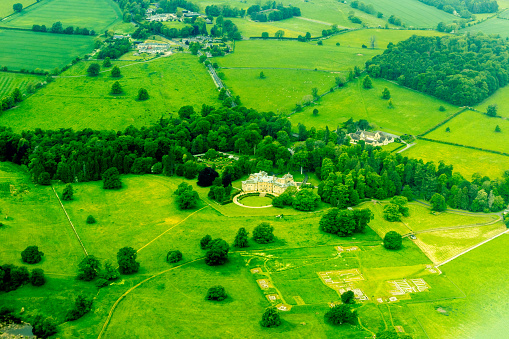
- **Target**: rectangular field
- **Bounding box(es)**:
[463,17,509,38]
[1,0,122,31]
[0,72,44,97]
[402,140,509,180]
[0,54,220,131]
[426,110,509,154]
[0,30,95,71]
[289,77,456,135]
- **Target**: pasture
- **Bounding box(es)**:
[214,40,380,71]
[476,84,509,118]
[289,77,456,135]
[426,110,509,154]
[463,17,509,38]
[230,17,328,38]
[1,0,122,32]
[221,68,337,112]
[0,0,36,18]
[402,140,509,180]
[0,72,44,98]
[0,54,220,131]
[0,30,95,72]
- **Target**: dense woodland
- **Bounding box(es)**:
[246,4,301,22]
[0,103,504,214]
[418,0,498,17]
[366,34,509,106]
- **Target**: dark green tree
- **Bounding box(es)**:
[38,172,51,185]
[30,268,46,286]
[324,304,357,325]
[252,222,275,244]
[99,261,119,281]
[137,88,149,101]
[176,188,199,210]
[65,295,93,321]
[166,250,183,263]
[382,87,391,99]
[383,231,402,250]
[197,167,219,187]
[111,66,121,77]
[13,3,23,12]
[12,88,23,103]
[430,193,447,211]
[200,235,212,249]
[260,307,281,328]
[111,81,123,95]
[292,188,320,211]
[21,246,44,264]
[32,316,57,339]
[218,88,227,100]
[86,215,96,224]
[102,57,112,67]
[205,238,229,266]
[259,71,266,79]
[363,75,373,89]
[341,290,355,304]
[62,184,73,201]
[233,227,249,248]
[487,104,497,117]
[102,167,122,189]
[77,255,101,281]
[87,63,100,77]
[383,203,402,222]
[117,247,140,274]
[495,125,502,132]
[206,285,227,301]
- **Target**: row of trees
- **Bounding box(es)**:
[205,4,245,18]
[366,34,509,106]
[248,4,301,22]
[32,22,95,35]
[0,264,45,291]
[418,0,498,17]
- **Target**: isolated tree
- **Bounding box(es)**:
[233,227,249,248]
[176,188,199,209]
[32,316,57,339]
[197,167,219,187]
[21,246,44,264]
[206,285,227,301]
[370,35,376,48]
[487,104,497,117]
[388,99,394,108]
[446,127,451,132]
[117,247,140,274]
[87,63,100,77]
[111,66,121,77]
[102,57,112,67]
[111,81,123,95]
[274,30,285,39]
[430,193,447,212]
[261,32,269,38]
[200,235,212,249]
[13,3,23,12]
[439,105,446,111]
[383,204,402,222]
[259,71,266,79]
[260,307,281,328]
[363,75,373,89]
[495,125,502,132]
[102,167,122,189]
[253,222,275,244]
[86,215,96,224]
[65,295,93,321]
[166,250,183,263]
[205,238,229,266]
[325,304,357,325]
[383,231,402,250]
[77,255,101,281]
[62,184,73,201]
[30,268,46,286]
[137,88,149,101]
[382,87,391,99]
[341,290,355,304]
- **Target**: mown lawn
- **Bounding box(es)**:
[0,54,220,131]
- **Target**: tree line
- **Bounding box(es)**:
[32,21,95,36]
[418,0,498,18]
[366,34,509,106]
[247,4,301,22]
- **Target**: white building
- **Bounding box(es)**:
[242,171,295,195]
[136,43,171,54]
[348,130,395,146]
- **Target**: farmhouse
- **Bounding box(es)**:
[348,130,394,146]
[242,171,296,195]
[136,43,171,54]
[147,13,177,22]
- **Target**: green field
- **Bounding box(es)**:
[402,140,509,180]
[215,40,380,71]
[0,72,44,98]
[0,0,36,18]
[0,54,220,131]
[426,110,509,154]
[410,233,509,339]
[1,0,122,32]
[231,17,329,38]
[353,0,457,28]
[463,17,509,38]
[289,77,457,135]
[0,30,95,72]
[326,29,449,49]
[222,68,337,112]
[238,195,273,207]
[476,84,509,118]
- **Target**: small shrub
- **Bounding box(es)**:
[166,250,183,263]
[206,285,227,301]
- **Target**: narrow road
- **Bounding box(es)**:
[51,186,88,255]
[397,142,415,153]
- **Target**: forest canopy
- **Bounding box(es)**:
[366,34,509,106]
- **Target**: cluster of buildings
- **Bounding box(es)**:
[146,9,212,24]
[136,43,171,54]
[242,171,296,195]
[348,130,395,146]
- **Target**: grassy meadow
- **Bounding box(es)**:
[289,77,457,135]
[463,17,509,38]
[1,0,122,32]
[0,0,36,18]
[0,54,220,131]
[231,17,328,38]
[426,110,509,154]
[215,40,381,71]
[476,84,509,118]
[0,30,95,72]
[402,140,509,180]
[0,72,44,98]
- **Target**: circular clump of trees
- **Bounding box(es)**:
[166,250,183,263]
[21,246,44,264]
[383,231,402,250]
[206,285,227,301]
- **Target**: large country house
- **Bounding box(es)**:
[242,172,296,195]
[348,130,395,146]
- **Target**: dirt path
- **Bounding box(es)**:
[397,142,415,153]
[51,186,88,255]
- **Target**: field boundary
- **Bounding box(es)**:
[418,107,468,137]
